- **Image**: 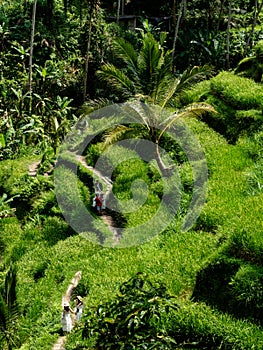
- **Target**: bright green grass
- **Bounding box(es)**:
[2,116,263,349]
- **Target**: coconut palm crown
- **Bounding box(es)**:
[92,26,216,175]
[97,27,213,108]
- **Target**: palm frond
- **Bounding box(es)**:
[102,125,133,150]
[97,64,135,98]
[138,32,163,95]
[151,58,174,104]
[0,295,8,333]
[122,101,153,131]
[157,102,217,143]
[175,65,214,94]
[4,263,17,309]
[112,38,138,77]
[0,264,21,349]
[178,102,217,119]
[80,98,114,115]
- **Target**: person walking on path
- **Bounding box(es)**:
[61,302,74,335]
[74,296,84,322]
[95,193,103,215]
[94,180,102,193]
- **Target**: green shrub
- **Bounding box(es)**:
[187,72,263,141]
[85,143,102,167]
[238,128,263,161]
[210,72,263,110]
[229,265,263,320]
[245,158,263,195]
[82,273,179,349]
[0,156,41,194]
[77,275,263,350]
[31,190,59,216]
[40,217,76,245]
[0,217,23,263]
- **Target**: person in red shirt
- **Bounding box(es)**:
[95,193,102,215]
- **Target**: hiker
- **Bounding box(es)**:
[74,296,84,322]
[95,193,102,215]
[92,193,97,211]
[61,302,74,334]
[94,180,102,193]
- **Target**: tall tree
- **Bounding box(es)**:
[226,0,232,69]
[29,0,37,115]
[117,0,121,23]
[244,0,263,56]
[83,0,100,102]
[172,0,185,68]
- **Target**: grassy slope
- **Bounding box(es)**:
[0,117,262,348]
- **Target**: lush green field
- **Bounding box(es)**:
[0,73,263,349]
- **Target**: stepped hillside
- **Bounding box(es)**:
[0,73,263,349]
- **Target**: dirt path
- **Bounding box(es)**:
[29,156,122,349]
[28,161,41,177]
[52,271,82,350]
[76,155,122,244]
[29,156,121,243]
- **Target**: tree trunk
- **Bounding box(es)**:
[29,0,37,115]
[216,0,226,33]
[117,0,121,23]
[83,1,98,102]
[172,0,184,70]
[121,0,125,16]
[155,142,174,177]
[244,0,263,56]
[172,0,177,26]
[226,0,232,69]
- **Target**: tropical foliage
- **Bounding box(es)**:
[0,0,263,349]
[97,28,213,107]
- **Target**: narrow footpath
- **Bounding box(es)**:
[52,271,82,350]
[28,156,122,243]
[76,155,122,244]
[28,156,122,349]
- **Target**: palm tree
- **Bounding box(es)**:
[95,28,215,174]
[96,28,212,108]
[101,101,215,176]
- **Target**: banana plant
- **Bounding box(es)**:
[0,264,21,349]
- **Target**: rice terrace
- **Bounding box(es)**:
[0,1,263,349]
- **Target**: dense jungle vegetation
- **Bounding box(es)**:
[0,0,263,349]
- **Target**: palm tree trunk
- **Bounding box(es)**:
[121,0,125,15]
[29,0,37,115]
[155,142,173,177]
[172,0,177,26]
